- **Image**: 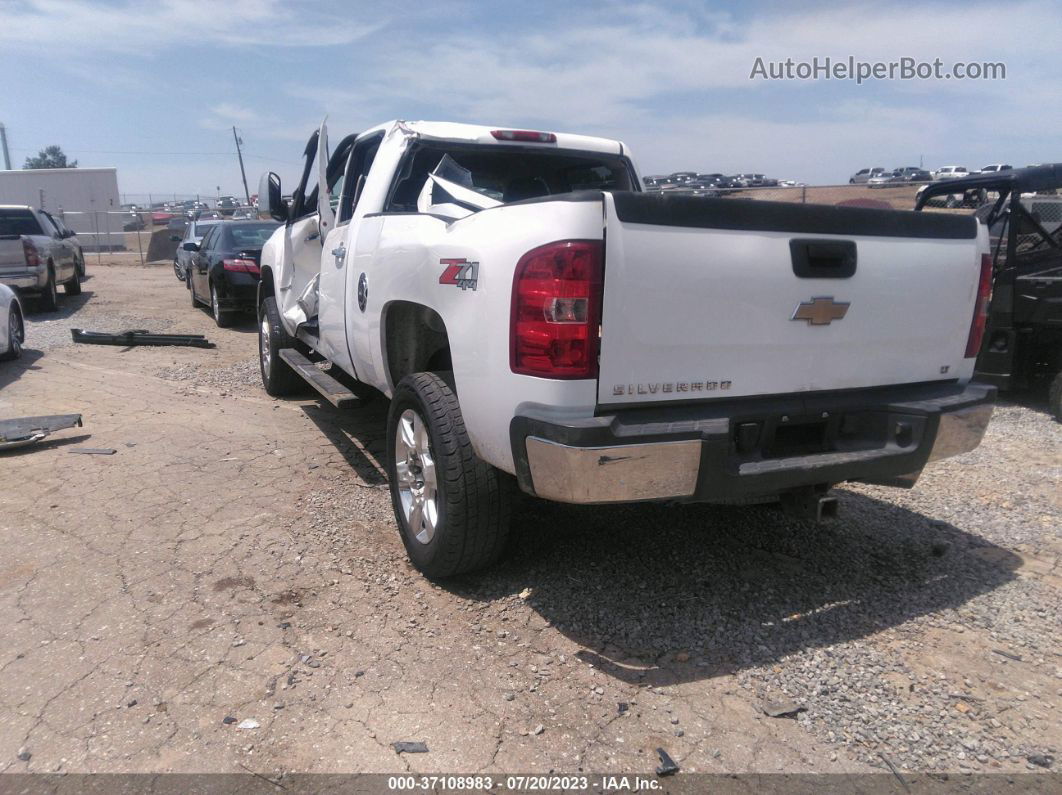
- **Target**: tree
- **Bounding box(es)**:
[23,145,77,169]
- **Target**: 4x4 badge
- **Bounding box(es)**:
[439,258,479,291]
[791,296,849,325]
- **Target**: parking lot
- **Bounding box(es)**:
[0,260,1059,777]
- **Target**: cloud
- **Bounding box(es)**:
[0,0,383,52]
[200,103,263,130]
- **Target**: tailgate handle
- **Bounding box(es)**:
[790,239,856,278]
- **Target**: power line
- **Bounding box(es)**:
[8,146,298,164]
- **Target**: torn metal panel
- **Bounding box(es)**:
[71,329,215,348]
[0,414,82,451]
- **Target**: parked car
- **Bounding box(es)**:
[186,219,279,326]
[850,167,887,184]
[0,205,82,310]
[978,164,1013,174]
[0,283,24,360]
[868,170,898,188]
[934,166,970,180]
[42,212,86,277]
[253,119,994,578]
[890,167,933,184]
[172,218,221,281]
[217,196,240,216]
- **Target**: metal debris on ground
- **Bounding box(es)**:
[68,447,117,456]
[992,648,1023,662]
[654,747,680,777]
[392,741,429,754]
[71,328,215,348]
[0,414,82,451]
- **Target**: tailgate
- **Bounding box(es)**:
[598,192,985,406]
[0,238,28,275]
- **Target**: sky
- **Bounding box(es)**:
[0,0,1058,197]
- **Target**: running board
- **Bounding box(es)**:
[278,348,360,409]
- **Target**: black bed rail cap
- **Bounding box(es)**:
[612,191,978,239]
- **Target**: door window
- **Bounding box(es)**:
[337,133,384,224]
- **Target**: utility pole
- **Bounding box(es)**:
[233,126,251,206]
[0,123,11,170]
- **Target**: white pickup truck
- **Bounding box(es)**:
[0,205,83,311]
[255,120,995,578]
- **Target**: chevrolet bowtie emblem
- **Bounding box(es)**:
[791,296,850,326]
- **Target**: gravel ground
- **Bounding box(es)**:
[3,263,1059,776]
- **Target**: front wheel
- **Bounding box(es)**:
[258,296,303,396]
[386,372,511,578]
[76,252,86,279]
[1,307,22,360]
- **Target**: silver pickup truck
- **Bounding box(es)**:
[0,205,82,311]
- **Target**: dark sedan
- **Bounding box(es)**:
[185,220,279,326]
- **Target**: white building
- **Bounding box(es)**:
[0,167,122,250]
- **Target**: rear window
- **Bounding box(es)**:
[0,209,44,237]
[387,144,636,211]
[225,223,278,248]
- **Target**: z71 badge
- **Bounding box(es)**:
[439,258,479,291]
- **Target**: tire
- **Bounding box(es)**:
[0,307,22,361]
[76,252,86,279]
[210,283,233,328]
[174,258,182,281]
[258,296,303,396]
[386,372,512,578]
[38,265,58,312]
[64,267,82,295]
[1049,371,1062,422]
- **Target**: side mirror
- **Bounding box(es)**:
[63,229,76,238]
[182,242,199,252]
[258,171,288,223]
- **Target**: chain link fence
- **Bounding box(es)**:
[53,192,256,267]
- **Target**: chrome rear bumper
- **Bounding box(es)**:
[514,382,995,505]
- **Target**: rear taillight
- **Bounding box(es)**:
[491,129,557,143]
[22,239,40,267]
[223,258,260,275]
[510,240,603,378]
[964,253,993,358]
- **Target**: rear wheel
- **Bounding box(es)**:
[76,252,86,279]
[386,372,512,578]
[258,296,303,396]
[64,267,81,295]
[211,283,234,327]
[1049,371,1062,422]
[39,265,58,312]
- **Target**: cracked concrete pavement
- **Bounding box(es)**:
[0,262,1059,777]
